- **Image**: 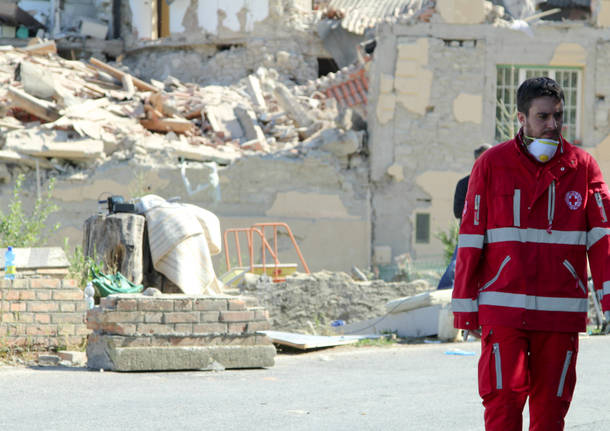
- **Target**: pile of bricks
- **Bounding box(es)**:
[86,292,276,371]
[0,277,89,348]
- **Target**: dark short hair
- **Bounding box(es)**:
[517,77,564,115]
[474,144,491,159]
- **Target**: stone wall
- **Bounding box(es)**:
[86,292,275,371]
[0,277,89,348]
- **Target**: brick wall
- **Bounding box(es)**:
[86,294,270,337]
[86,293,275,371]
[0,277,89,348]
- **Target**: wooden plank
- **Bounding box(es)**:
[6,87,60,122]
[258,330,378,350]
[140,117,194,134]
[89,57,158,93]
[22,40,57,55]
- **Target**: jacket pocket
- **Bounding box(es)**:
[489,183,520,227]
[479,255,511,292]
[562,259,587,295]
[478,329,502,398]
[557,335,578,402]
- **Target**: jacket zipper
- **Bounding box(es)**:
[479,255,511,292]
[547,180,555,234]
[557,350,573,397]
[474,194,480,226]
[595,192,607,223]
[562,260,587,295]
[493,343,503,390]
[513,189,521,227]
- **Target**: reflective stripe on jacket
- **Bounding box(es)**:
[452,134,610,332]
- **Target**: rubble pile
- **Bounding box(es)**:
[0,39,367,178]
[242,271,433,333]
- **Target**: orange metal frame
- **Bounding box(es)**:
[223,222,310,281]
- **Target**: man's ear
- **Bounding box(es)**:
[517,111,525,125]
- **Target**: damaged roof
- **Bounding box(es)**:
[326,0,430,34]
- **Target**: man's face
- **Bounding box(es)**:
[517,96,564,140]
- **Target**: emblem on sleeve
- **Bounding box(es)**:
[565,191,582,210]
[462,200,468,217]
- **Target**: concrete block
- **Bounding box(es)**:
[274,83,314,128]
[246,75,266,109]
[58,350,87,366]
[86,334,276,371]
[0,247,69,269]
[234,107,266,143]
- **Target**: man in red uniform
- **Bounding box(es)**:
[452,76,610,430]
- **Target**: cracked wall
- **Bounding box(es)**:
[10,151,370,274]
[368,21,610,264]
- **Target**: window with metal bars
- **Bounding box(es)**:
[495,65,582,144]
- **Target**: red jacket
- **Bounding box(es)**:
[452,133,610,332]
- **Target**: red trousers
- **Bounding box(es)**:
[478,326,579,431]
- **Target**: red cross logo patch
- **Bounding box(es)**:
[565,191,582,210]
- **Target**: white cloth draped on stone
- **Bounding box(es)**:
[136,195,223,295]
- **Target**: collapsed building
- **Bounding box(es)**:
[2,0,610,278]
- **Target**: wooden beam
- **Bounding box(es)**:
[140,117,194,134]
[89,57,158,93]
[22,40,57,55]
[7,87,60,122]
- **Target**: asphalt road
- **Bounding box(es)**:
[0,335,608,430]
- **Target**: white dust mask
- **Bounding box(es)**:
[527,138,558,163]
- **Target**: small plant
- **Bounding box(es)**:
[435,221,459,266]
[355,334,398,347]
[0,173,60,248]
[496,98,519,143]
[63,238,102,289]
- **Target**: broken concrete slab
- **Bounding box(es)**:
[0,247,69,269]
[234,106,266,143]
[172,140,239,165]
[0,149,53,169]
[274,82,315,128]
[246,74,266,110]
[16,139,105,160]
[260,330,379,350]
[206,105,244,140]
[20,61,57,100]
[87,341,276,371]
